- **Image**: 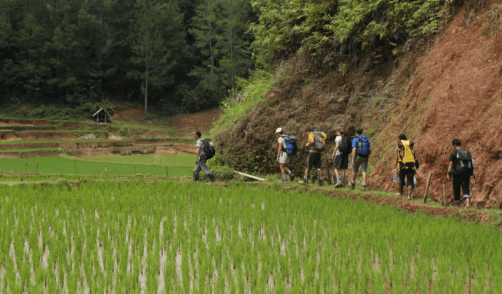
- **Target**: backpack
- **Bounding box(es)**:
[201,140,215,160]
[356,135,370,156]
[455,149,473,175]
[397,140,417,171]
[338,136,351,154]
[312,131,327,152]
[282,135,298,156]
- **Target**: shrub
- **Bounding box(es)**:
[196,154,235,181]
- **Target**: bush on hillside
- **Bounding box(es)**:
[250,0,458,65]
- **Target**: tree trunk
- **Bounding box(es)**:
[230,21,234,98]
[145,49,149,114]
[209,23,214,86]
[208,0,214,87]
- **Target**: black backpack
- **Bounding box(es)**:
[202,140,215,160]
[338,136,351,154]
[455,149,473,175]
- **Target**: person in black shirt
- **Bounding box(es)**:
[447,139,472,207]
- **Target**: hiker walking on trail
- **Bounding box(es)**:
[331,128,350,187]
[393,134,419,200]
[349,129,371,191]
[447,139,474,207]
[298,127,326,186]
[276,128,296,183]
[193,131,216,183]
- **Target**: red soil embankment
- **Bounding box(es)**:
[371,3,502,208]
[0,143,59,150]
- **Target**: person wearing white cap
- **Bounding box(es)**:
[276,127,294,183]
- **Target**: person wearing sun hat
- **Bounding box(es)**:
[276,127,294,183]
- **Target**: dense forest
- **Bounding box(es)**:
[0,0,462,119]
[0,0,256,118]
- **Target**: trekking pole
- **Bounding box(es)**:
[470,183,475,209]
[423,172,433,203]
[306,153,310,191]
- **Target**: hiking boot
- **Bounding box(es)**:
[334,180,343,188]
[318,179,323,186]
[281,179,288,184]
[298,180,307,185]
[289,173,295,181]
[208,174,216,183]
[349,182,355,190]
[463,194,472,199]
[361,186,366,192]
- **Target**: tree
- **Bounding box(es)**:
[129,0,184,113]
[189,0,220,87]
[216,0,254,98]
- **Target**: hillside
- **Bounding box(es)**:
[215,1,502,207]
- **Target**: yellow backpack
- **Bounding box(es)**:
[313,131,327,152]
[397,140,417,171]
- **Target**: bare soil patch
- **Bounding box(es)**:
[166,108,223,136]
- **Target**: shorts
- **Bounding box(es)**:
[353,156,368,172]
[399,169,415,187]
[306,152,321,170]
[279,152,288,164]
[334,154,349,170]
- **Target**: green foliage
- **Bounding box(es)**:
[0,0,256,115]
[250,0,455,65]
[183,0,256,112]
[212,69,274,135]
[128,0,184,113]
[199,154,235,180]
[367,122,380,135]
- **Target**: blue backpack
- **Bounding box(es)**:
[282,135,298,156]
[356,135,371,156]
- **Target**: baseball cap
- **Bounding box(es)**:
[275,127,283,134]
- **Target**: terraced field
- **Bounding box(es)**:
[0,119,198,177]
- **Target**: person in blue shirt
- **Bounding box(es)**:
[349,128,371,191]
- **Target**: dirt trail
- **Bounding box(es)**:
[215,1,502,209]
[271,185,492,223]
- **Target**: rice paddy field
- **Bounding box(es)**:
[1,181,501,293]
[0,155,193,177]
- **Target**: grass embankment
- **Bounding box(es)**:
[0,155,194,176]
[0,181,500,293]
[0,148,61,153]
[75,154,195,166]
[0,117,179,138]
[0,137,192,145]
[0,125,57,130]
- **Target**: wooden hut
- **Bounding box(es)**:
[92,108,111,123]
